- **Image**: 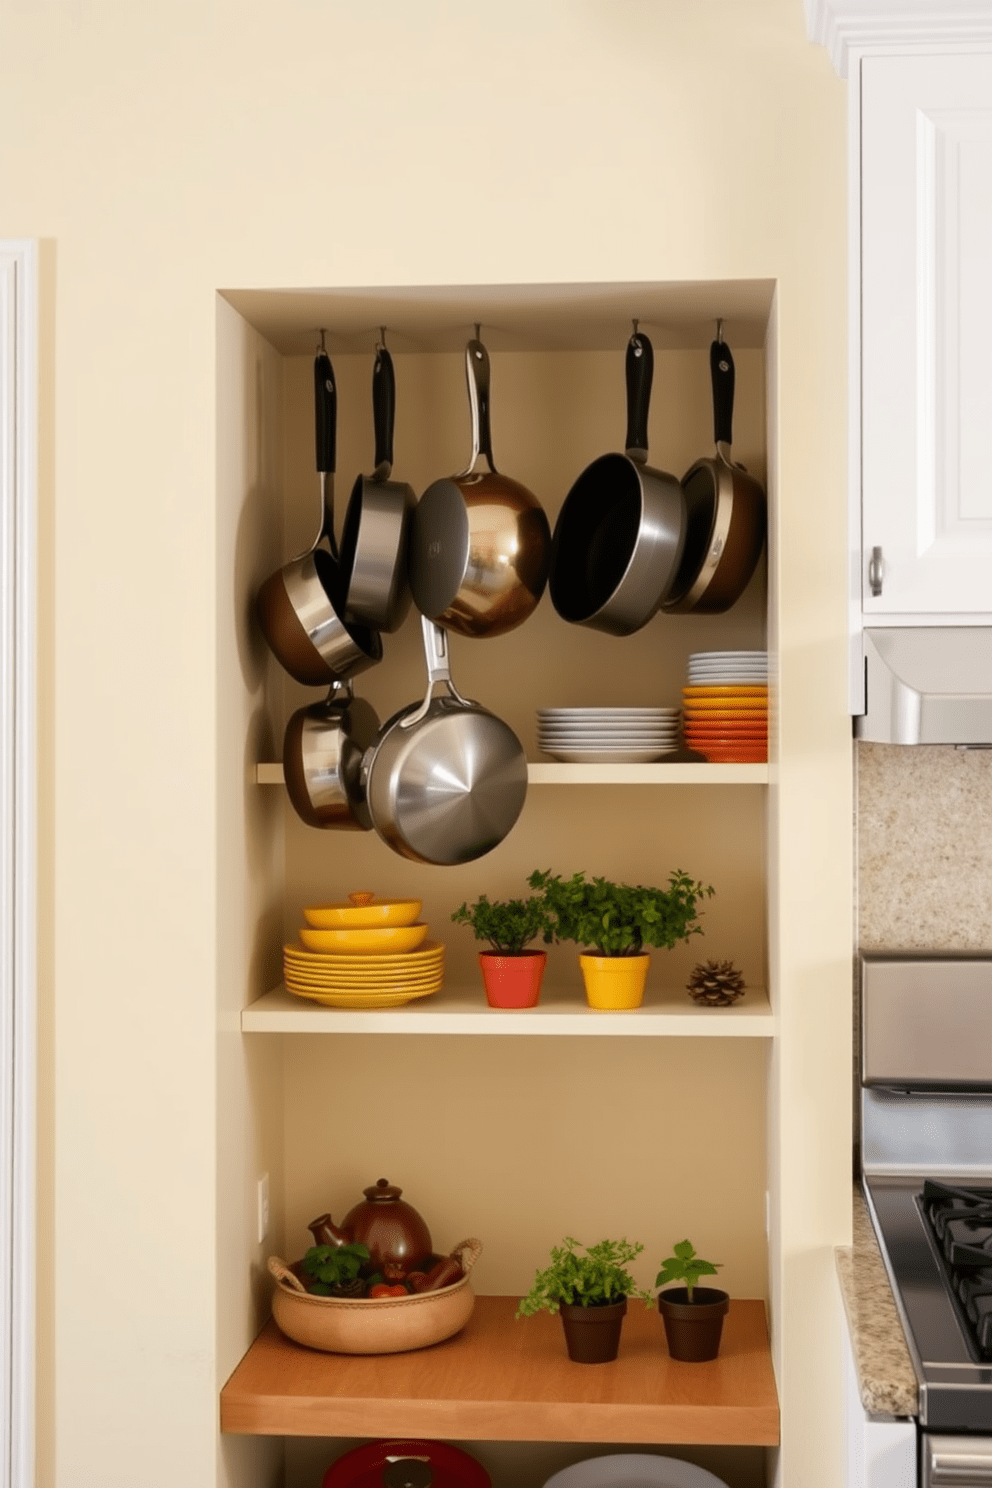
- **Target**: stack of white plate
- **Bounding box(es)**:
[537,707,680,763]
[686,650,767,684]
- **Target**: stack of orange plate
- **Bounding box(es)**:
[682,650,768,763]
[283,912,444,1008]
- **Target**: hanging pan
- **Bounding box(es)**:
[282,680,380,831]
[339,338,415,634]
[548,329,686,636]
[408,332,551,639]
[361,616,528,865]
[256,347,383,685]
[660,329,766,615]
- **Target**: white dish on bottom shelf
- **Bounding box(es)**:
[543,1454,729,1488]
[541,746,679,762]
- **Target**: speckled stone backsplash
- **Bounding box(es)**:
[857,742,992,949]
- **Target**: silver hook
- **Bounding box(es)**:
[632,318,639,336]
[316,327,327,355]
[474,321,481,341]
[376,325,387,352]
[716,318,724,344]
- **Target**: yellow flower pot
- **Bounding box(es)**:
[579,953,650,1010]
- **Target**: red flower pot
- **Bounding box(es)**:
[478,950,546,1008]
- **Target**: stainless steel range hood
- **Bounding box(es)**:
[855,628,992,745]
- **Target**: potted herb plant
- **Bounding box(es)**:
[516,1235,651,1363]
[654,1239,729,1361]
[528,868,714,1009]
[451,892,551,1008]
[297,1241,371,1297]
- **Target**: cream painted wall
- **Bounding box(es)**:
[0,3,850,1486]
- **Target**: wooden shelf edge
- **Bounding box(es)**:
[220,1300,779,1446]
[241,985,776,1036]
[255,761,769,786]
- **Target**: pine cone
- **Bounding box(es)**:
[687,958,746,1006]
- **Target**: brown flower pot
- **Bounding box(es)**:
[558,1297,627,1363]
[657,1286,730,1361]
[478,950,546,1008]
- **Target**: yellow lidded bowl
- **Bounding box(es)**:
[303,891,423,930]
[298,922,430,955]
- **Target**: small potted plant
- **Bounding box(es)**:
[528,868,714,1010]
[654,1239,729,1361]
[516,1235,651,1363]
[297,1241,371,1297]
[451,892,551,1008]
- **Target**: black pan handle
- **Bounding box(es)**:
[314,351,336,476]
[372,346,395,477]
[624,332,653,463]
[710,336,736,450]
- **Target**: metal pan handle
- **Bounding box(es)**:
[460,336,498,476]
[401,616,473,727]
[314,351,339,557]
[371,346,395,481]
[624,331,654,464]
[710,335,736,456]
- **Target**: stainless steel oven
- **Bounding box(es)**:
[861,953,992,1486]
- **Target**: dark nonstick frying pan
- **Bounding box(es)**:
[548,330,686,636]
[408,334,551,639]
[255,350,383,686]
[660,332,766,615]
[339,343,415,634]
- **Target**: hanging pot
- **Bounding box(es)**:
[548,330,686,636]
[408,334,551,638]
[282,681,380,830]
[339,342,416,634]
[660,331,766,614]
[256,349,383,685]
[361,616,528,865]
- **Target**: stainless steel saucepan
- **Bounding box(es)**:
[361,616,528,865]
[339,341,415,634]
[408,334,551,639]
[256,349,383,686]
[282,681,380,831]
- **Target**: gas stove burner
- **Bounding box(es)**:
[921,1179,992,1360]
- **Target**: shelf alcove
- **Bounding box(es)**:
[217,278,782,1487]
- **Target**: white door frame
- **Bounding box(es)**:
[0,239,37,1488]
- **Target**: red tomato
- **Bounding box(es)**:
[368,1283,407,1298]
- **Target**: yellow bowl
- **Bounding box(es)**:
[303,893,423,930]
[298,923,430,955]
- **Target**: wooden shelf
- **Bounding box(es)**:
[255,761,769,786]
[242,984,775,1036]
[220,1298,779,1445]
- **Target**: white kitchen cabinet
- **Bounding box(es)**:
[860,49,992,623]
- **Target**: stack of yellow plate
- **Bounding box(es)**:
[682,651,768,763]
[284,893,442,1007]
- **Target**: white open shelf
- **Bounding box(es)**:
[255,761,769,786]
[242,983,775,1035]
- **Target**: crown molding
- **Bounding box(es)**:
[805,0,992,77]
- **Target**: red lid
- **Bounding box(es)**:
[322,1440,491,1488]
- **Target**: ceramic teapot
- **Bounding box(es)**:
[309,1178,433,1275]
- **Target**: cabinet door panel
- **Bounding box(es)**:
[862,53,992,615]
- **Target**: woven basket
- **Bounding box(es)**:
[267,1238,482,1354]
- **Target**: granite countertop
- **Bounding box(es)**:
[835,1186,918,1418]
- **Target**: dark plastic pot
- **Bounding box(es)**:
[558,1297,627,1363]
[657,1286,729,1362]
